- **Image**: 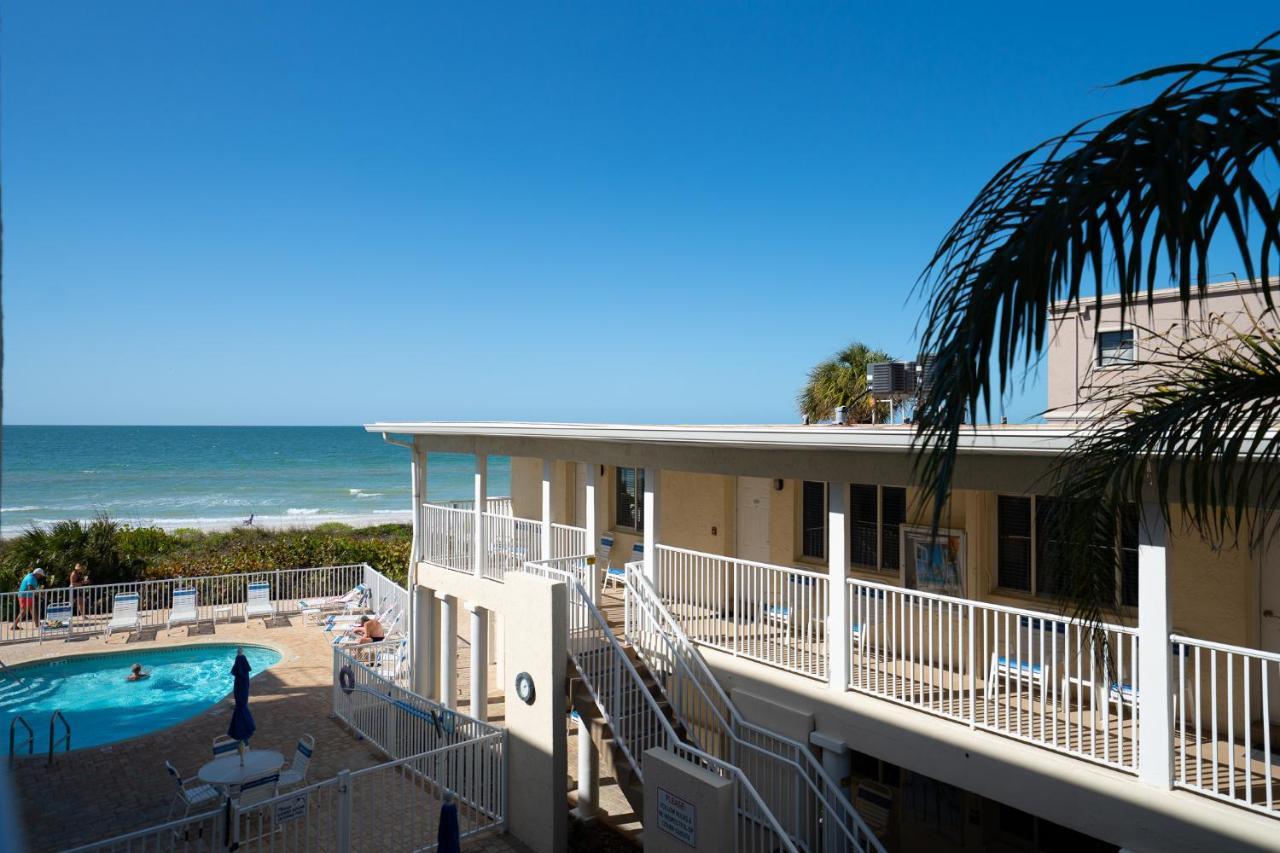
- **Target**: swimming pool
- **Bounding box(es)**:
[0,643,281,754]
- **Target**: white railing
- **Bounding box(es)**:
[519,559,797,852]
[422,504,474,574]
[550,523,588,560]
[426,496,513,516]
[362,563,409,628]
[0,564,368,645]
[482,512,543,580]
[63,807,225,852]
[655,545,830,681]
[626,565,885,853]
[1172,634,1280,815]
[847,577,1141,774]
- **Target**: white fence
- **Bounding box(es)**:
[550,523,588,560]
[1172,634,1280,815]
[655,545,830,681]
[420,507,587,582]
[422,504,474,574]
[426,496,513,516]
[0,564,369,645]
[482,512,543,581]
[362,563,408,628]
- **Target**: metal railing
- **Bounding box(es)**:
[9,715,32,768]
[422,504,474,574]
[420,508,587,582]
[655,545,830,681]
[0,564,369,645]
[426,496,513,516]
[481,512,543,580]
[625,563,885,853]
[48,710,71,765]
[520,557,797,852]
[1172,634,1280,815]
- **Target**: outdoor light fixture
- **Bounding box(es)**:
[515,671,536,705]
[774,479,784,491]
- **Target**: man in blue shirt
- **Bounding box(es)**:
[13,567,44,631]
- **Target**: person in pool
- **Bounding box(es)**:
[126,663,149,682]
[12,567,44,631]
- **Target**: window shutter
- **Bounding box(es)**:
[802,481,826,560]
[880,487,907,571]
[615,468,639,529]
[850,484,878,567]
[1119,504,1139,607]
[997,496,1032,592]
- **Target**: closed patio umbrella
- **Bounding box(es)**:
[227,647,256,764]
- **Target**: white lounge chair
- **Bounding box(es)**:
[39,602,73,642]
[299,584,368,624]
[165,761,220,820]
[277,734,315,789]
[244,582,276,625]
[324,600,393,634]
[332,607,401,646]
[596,535,619,588]
[104,593,140,640]
[167,588,198,635]
[607,543,643,589]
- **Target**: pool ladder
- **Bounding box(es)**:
[9,715,33,768]
[48,710,71,765]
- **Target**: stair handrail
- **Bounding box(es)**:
[625,562,887,853]
[48,710,71,764]
[9,715,33,767]
[521,558,797,852]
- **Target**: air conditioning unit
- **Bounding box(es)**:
[868,361,913,396]
[915,356,939,399]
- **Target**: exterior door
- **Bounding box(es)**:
[736,477,772,563]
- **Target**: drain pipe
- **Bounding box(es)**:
[381,432,423,691]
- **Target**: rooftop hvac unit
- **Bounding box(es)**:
[867,361,914,396]
[915,356,938,398]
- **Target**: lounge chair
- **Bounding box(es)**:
[211,735,239,758]
[331,607,402,647]
[104,593,140,640]
[299,584,368,625]
[165,761,220,820]
[244,582,276,625]
[596,535,619,588]
[39,602,73,642]
[324,600,393,635]
[986,652,1049,701]
[610,543,644,588]
[277,734,315,789]
[167,588,198,635]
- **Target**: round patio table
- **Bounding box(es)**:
[197,749,284,790]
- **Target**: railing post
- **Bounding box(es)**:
[643,467,660,589]
[1138,504,1173,787]
[336,769,353,853]
[473,454,488,579]
[827,482,849,692]
[541,458,554,561]
[967,602,976,729]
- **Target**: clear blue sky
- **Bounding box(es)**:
[2,2,1269,425]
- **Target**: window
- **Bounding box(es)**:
[851,484,907,571]
[615,467,644,530]
[997,494,1138,606]
[1097,329,1135,366]
[801,481,826,560]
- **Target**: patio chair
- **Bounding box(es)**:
[332,606,402,647]
[244,582,276,625]
[104,593,140,640]
[165,761,220,820]
[39,602,73,642]
[231,769,280,808]
[299,583,368,625]
[212,735,239,758]
[324,599,393,632]
[595,535,618,587]
[167,588,198,635]
[986,652,1049,701]
[277,734,315,789]
[375,638,410,680]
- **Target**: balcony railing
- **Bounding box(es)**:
[419,505,587,579]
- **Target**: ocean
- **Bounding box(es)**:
[0,426,510,538]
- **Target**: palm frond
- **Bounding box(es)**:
[913,34,1280,522]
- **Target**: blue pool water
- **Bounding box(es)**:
[0,644,281,753]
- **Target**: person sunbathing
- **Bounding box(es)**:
[353,615,385,645]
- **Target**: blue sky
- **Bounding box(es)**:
[2,2,1269,426]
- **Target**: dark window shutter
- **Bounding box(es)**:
[997,496,1032,592]
[880,487,907,571]
[1120,505,1139,607]
[1035,497,1062,599]
[802,481,826,559]
[850,484,878,567]
[615,468,639,529]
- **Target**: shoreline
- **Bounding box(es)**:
[0,510,413,540]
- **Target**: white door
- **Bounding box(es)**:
[736,477,772,563]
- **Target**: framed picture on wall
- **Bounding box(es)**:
[900,525,966,596]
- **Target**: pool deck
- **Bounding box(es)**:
[1,617,529,853]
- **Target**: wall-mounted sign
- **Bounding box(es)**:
[274,793,308,825]
[900,524,966,596]
[656,786,696,847]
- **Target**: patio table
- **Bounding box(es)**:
[197,749,284,790]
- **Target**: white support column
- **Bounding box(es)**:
[1137,504,1172,787]
[585,464,600,604]
[437,592,457,709]
[468,603,489,723]
[643,467,660,585]
[473,454,488,578]
[541,458,554,561]
[412,584,436,697]
[574,713,600,820]
[411,440,427,564]
[827,482,850,693]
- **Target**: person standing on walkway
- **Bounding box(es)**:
[69,563,90,615]
[13,567,45,630]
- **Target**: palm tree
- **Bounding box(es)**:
[797,342,892,423]
[912,34,1280,623]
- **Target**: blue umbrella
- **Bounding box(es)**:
[227,648,255,759]
[437,791,460,853]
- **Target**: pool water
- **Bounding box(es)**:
[0,644,281,753]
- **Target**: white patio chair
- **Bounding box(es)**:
[277,734,315,790]
[211,735,239,758]
[324,598,392,632]
[39,602,73,642]
[104,593,140,640]
[231,769,280,808]
[332,607,402,647]
[597,536,622,589]
[375,638,410,681]
[165,761,220,820]
[244,582,276,625]
[167,588,198,635]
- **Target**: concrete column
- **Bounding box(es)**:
[437,592,457,709]
[643,467,661,586]
[574,712,600,820]
[1137,504,1172,787]
[411,440,427,564]
[468,603,489,722]
[473,454,488,578]
[541,458,554,561]
[827,481,850,692]
[585,464,599,602]
[412,584,436,697]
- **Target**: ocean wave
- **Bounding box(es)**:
[0,506,43,513]
[373,509,409,514]
[286,508,321,516]
[354,492,382,498]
